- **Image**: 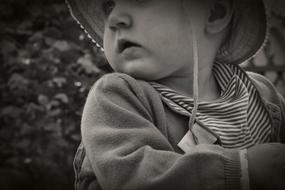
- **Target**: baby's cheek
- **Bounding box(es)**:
[103,33,115,57]
[103,50,116,71]
[103,46,116,66]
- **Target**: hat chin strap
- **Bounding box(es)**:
[189,31,199,144]
[183,2,199,144]
[188,30,200,144]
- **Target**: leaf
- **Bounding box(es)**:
[24,158,32,164]
[54,93,69,104]
[45,37,55,47]
[0,40,17,55]
[1,106,22,118]
[42,49,61,64]
[26,102,44,113]
[8,73,30,91]
[46,100,60,110]
[19,123,34,136]
[48,108,62,117]
[16,139,30,149]
[38,94,49,106]
[29,31,44,43]
[53,40,71,52]
[77,54,101,74]
[71,134,81,141]
[43,123,60,132]
[52,77,67,87]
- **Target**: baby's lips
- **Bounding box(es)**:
[117,39,142,53]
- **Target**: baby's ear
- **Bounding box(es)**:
[205,0,233,34]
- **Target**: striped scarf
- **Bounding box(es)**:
[150,62,271,149]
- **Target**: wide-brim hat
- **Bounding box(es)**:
[66,0,268,65]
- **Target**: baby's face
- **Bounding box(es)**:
[102,0,207,81]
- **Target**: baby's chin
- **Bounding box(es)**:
[115,69,162,81]
[110,60,166,81]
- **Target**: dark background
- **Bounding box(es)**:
[0,0,110,189]
[0,0,285,190]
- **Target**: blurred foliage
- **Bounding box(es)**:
[0,0,111,189]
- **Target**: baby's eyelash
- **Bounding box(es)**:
[134,0,149,4]
[101,0,149,16]
[102,0,115,16]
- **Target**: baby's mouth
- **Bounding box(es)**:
[117,39,141,54]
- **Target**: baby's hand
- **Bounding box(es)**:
[248,143,285,190]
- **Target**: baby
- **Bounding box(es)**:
[67,0,285,189]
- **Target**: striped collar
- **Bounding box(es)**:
[150,62,271,149]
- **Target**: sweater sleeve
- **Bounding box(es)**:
[247,71,285,142]
[81,73,241,190]
[277,93,285,142]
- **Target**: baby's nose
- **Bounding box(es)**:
[108,13,132,31]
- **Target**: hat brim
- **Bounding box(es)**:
[216,0,268,64]
[66,0,104,48]
[66,0,268,65]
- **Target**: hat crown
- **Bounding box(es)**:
[66,0,268,65]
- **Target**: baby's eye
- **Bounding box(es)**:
[134,0,150,6]
[134,0,148,3]
[102,0,115,16]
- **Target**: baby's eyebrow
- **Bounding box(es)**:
[98,0,111,7]
[101,0,114,4]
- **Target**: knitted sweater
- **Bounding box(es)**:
[75,72,285,190]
